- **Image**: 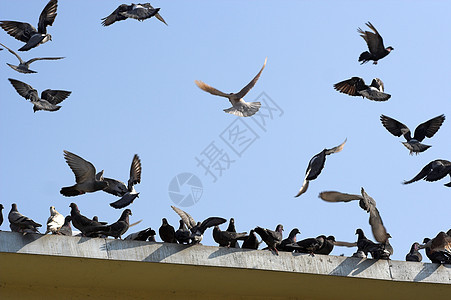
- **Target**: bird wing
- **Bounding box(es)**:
[319,191,363,202]
[8,78,39,100]
[0,21,38,42]
[358,22,386,55]
[26,56,65,65]
[102,177,128,196]
[38,0,58,34]
[41,89,71,104]
[141,3,167,25]
[198,217,227,233]
[368,205,388,243]
[380,115,411,140]
[430,232,451,254]
[324,138,347,155]
[413,114,445,141]
[360,187,377,212]
[403,161,433,184]
[101,5,129,26]
[128,154,142,190]
[333,241,357,247]
[63,150,97,184]
[171,206,196,229]
[120,6,159,20]
[295,168,310,197]
[194,80,229,98]
[333,77,363,96]
[235,57,267,99]
[0,42,23,63]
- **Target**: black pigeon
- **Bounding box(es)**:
[315,236,336,255]
[58,216,72,236]
[242,229,260,250]
[174,219,191,244]
[0,0,58,51]
[405,242,422,262]
[254,224,284,254]
[0,204,3,228]
[88,209,132,239]
[355,228,391,260]
[69,203,106,236]
[9,78,71,112]
[171,206,226,244]
[421,237,451,264]
[334,77,390,101]
[277,228,300,252]
[124,227,156,241]
[295,236,326,255]
[357,22,393,64]
[61,151,108,197]
[8,203,42,233]
[403,159,451,187]
[103,154,142,209]
[226,218,239,248]
[295,139,346,197]
[213,225,247,247]
[159,218,177,243]
[101,3,164,26]
[0,42,64,74]
[381,114,445,155]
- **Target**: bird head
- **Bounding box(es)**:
[162,218,168,225]
[48,34,53,41]
[11,203,18,211]
[276,224,284,232]
[326,235,336,242]
[355,228,363,235]
[124,209,132,216]
[69,203,79,212]
[386,46,394,52]
[0,204,3,210]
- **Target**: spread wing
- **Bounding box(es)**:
[195,80,229,98]
[171,206,196,229]
[198,217,227,233]
[0,42,23,63]
[8,78,39,100]
[358,22,386,55]
[333,77,364,96]
[38,0,58,34]
[101,4,129,26]
[41,89,71,104]
[26,56,65,65]
[235,57,267,99]
[380,115,411,140]
[324,138,347,155]
[141,3,167,25]
[63,150,96,184]
[368,204,388,243]
[128,154,141,189]
[413,114,445,141]
[319,191,362,202]
[0,21,38,42]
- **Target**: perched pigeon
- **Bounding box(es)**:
[88,209,132,239]
[58,216,72,236]
[242,229,260,250]
[171,205,226,244]
[0,42,64,74]
[174,219,191,244]
[60,151,108,197]
[8,203,41,233]
[277,228,300,252]
[421,236,451,264]
[355,228,391,260]
[357,22,393,64]
[254,224,284,254]
[403,159,451,187]
[406,242,422,262]
[352,250,367,258]
[69,203,106,236]
[380,114,445,155]
[226,218,240,248]
[0,204,4,228]
[124,227,156,241]
[213,225,247,247]
[295,235,326,255]
[334,77,390,101]
[159,218,177,243]
[44,206,65,234]
[295,139,346,197]
[315,236,336,255]
[102,154,142,209]
[101,3,163,26]
[8,78,71,112]
[195,57,267,117]
[0,0,58,51]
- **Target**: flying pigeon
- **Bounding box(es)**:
[124,227,156,241]
[8,78,71,112]
[0,204,4,228]
[159,218,177,243]
[100,154,142,209]
[195,57,267,117]
[171,205,226,244]
[212,225,247,247]
[277,228,300,252]
[58,216,72,236]
[101,3,164,26]
[405,242,422,262]
[334,77,391,101]
[60,151,108,197]
[295,139,346,197]
[0,42,64,74]
[0,0,58,51]
[174,219,191,244]
[403,159,451,187]
[241,229,260,250]
[8,203,41,233]
[380,114,445,155]
[88,209,132,239]
[254,224,284,254]
[44,206,65,234]
[357,22,393,64]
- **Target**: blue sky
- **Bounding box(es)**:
[0,1,450,260]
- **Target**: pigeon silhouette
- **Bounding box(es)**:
[101,3,164,26]
[357,22,393,64]
[403,159,451,187]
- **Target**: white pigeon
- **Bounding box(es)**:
[45,206,65,234]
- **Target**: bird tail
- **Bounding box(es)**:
[224,102,261,117]
[444,181,451,187]
[358,51,371,64]
[401,142,431,155]
[60,186,84,197]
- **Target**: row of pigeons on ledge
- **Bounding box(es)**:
[1,202,450,264]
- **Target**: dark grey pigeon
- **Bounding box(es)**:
[124,227,156,241]
[406,242,422,262]
[355,228,391,260]
[254,224,284,254]
[334,77,390,101]
[8,203,41,233]
[315,236,336,255]
[58,216,72,236]
[69,203,106,236]
[101,3,161,26]
[88,209,132,239]
[381,114,445,155]
[295,235,326,255]
[242,229,260,250]
[105,154,142,209]
[171,205,226,244]
[403,159,451,187]
[295,139,346,197]
[212,225,247,247]
[61,151,108,197]
[174,219,191,244]
[421,236,451,264]
[0,204,4,228]
[0,0,58,51]
[226,218,239,248]
[159,218,176,243]
[8,78,71,112]
[357,22,393,64]
[0,42,64,74]
[277,228,300,252]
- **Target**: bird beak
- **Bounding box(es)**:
[418,244,426,249]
